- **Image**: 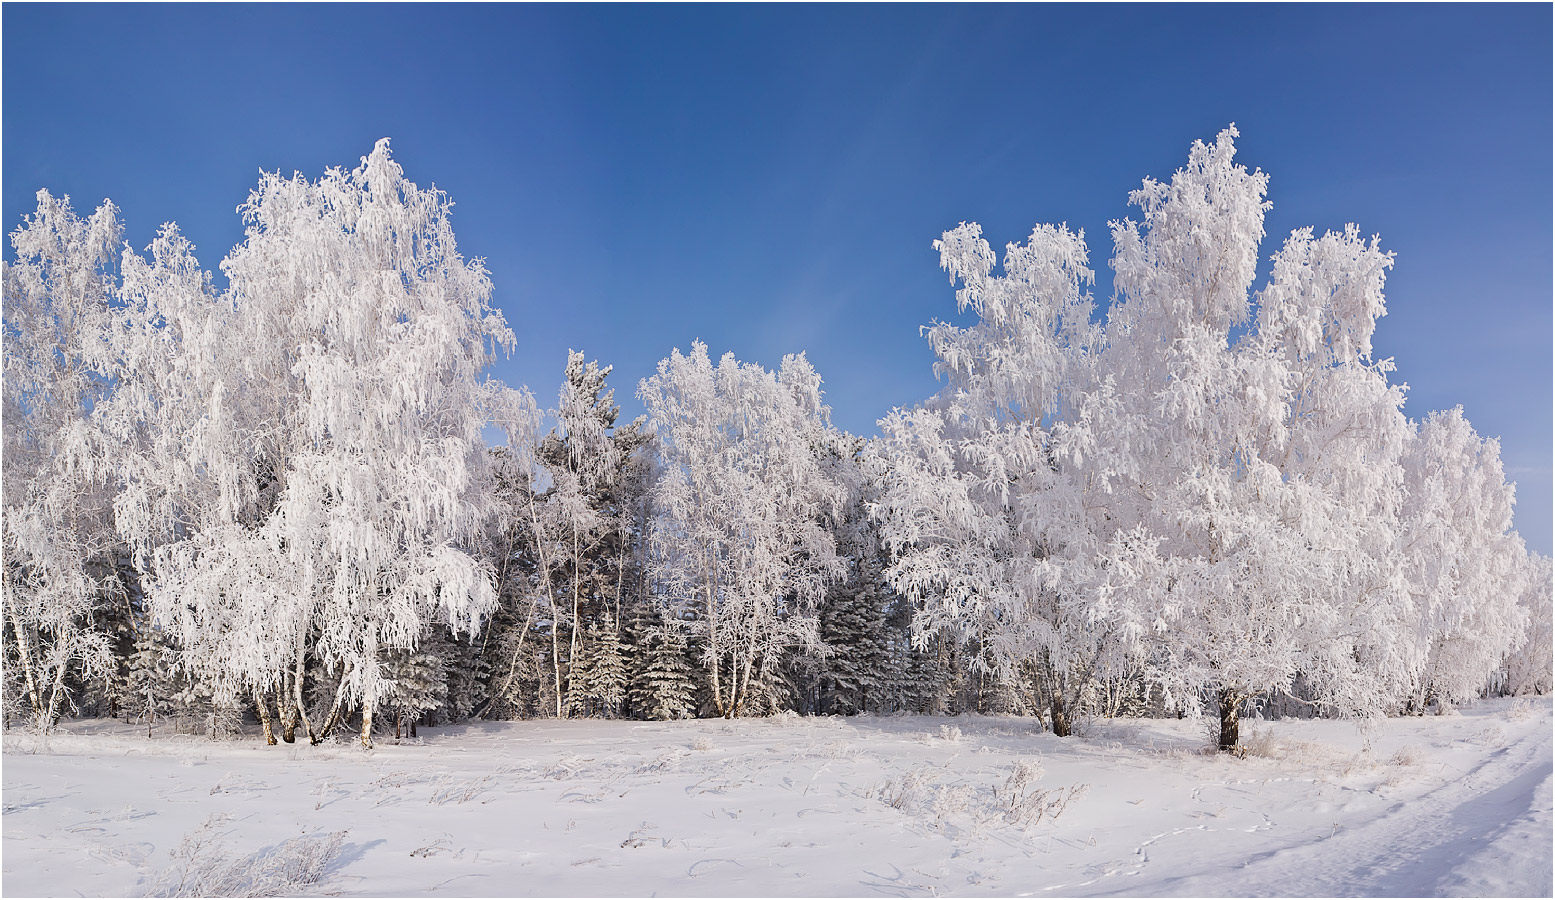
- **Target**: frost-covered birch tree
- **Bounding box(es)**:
[1398,407,1530,710]
[114,140,533,747]
[640,342,845,717]
[1246,223,1415,718]
[1094,127,1305,747]
[868,220,1150,736]
[1501,552,1552,697]
[1,191,123,731]
[875,126,1455,749]
[506,350,646,718]
[1079,127,1446,748]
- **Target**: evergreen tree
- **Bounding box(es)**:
[871,619,919,715]
[124,627,240,739]
[125,629,180,735]
[433,623,490,723]
[629,625,698,720]
[568,614,628,718]
[380,644,449,738]
[816,561,890,715]
[904,632,959,715]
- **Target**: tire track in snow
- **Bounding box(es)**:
[1140,724,1553,897]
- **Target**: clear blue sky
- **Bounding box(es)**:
[4,3,1550,551]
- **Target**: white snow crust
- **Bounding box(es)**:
[4,698,1550,897]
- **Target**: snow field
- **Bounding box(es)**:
[4,697,1550,897]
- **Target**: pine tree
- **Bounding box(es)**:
[568,614,628,718]
[904,632,958,715]
[125,629,180,736]
[629,625,698,720]
[872,623,918,715]
[816,563,890,715]
[380,644,449,739]
[433,624,490,723]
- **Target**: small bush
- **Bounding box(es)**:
[871,761,1085,834]
[872,766,937,811]
[995,760,1087,829]
[1473,725,1506,748]
[145,814,345,898]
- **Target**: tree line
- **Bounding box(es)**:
[4,131,1548,751]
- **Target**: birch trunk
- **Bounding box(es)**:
[254,687,277,745]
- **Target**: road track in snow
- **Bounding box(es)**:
[1141,722,1554,897]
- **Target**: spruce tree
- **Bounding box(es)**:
[381,644,449,738]
[568,614,628,718]
[816,565,889,715]
[125,629,180,735]
[629,626,697,720]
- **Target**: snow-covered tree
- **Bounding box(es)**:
[814,560,892,715]
[481,353,646,719]
[2,190,123,731]
[112,140,533,747]
[807,436,908,716]
[1088,127,1312,748]
[628,624,698,720]
[869,214,1147,736]
[1399,407,1530,710]
[1501,552,1552,697]
[537,351,646,715]
[125,627,180,734]
[640,342,845,717]
[1073,127,1435,747]
[874,126,1437,749]
[380,642,448,739]
[1246,222,1415,718]
[567,612,628,718]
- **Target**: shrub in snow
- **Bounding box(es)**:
[995,760,1087,829]
[146,814,345,898]
[872,760,1084,835]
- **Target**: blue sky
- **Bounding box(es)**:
[4,3,1550,551]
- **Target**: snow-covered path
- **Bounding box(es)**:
[3,699,1549,897]
[1124,706,1554,897]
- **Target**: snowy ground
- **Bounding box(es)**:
[3,698,1550,897]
